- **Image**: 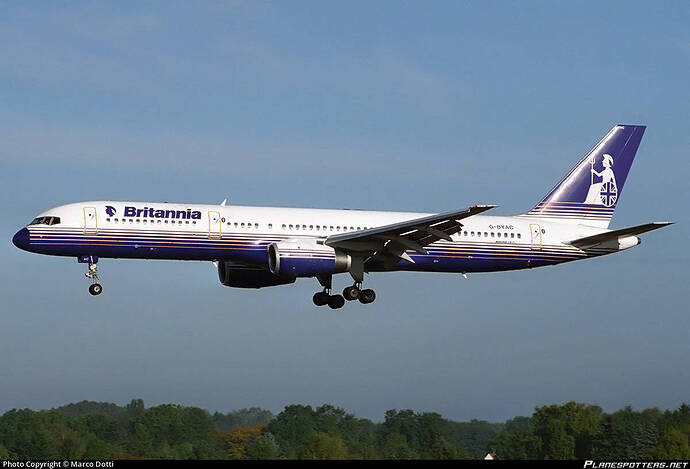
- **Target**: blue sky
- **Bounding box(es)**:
[0,1,688,422]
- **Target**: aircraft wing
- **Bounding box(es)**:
[325,205,495,264]
[566,221,673,249]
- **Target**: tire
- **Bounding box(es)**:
[328,294,345,309]
[359,289,376,304]
[89,283,103,296]
[343,286,360,301]
[313,291,329,306]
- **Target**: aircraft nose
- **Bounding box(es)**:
[12,228,30,251]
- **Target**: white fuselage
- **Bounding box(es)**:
[17,201,617,274]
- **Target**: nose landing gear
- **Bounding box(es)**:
[82,257,103,296]
[88,282,103,296]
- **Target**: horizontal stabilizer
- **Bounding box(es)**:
[566,222,673,248]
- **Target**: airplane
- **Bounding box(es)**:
[12,124,672,308]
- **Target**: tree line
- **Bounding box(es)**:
[0,399,688,459]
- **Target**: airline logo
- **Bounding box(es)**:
[105,206,116,217]
[123,206,202,220]
[584,153,618,207]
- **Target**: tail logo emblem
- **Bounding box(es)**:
[585,153,618,207]
[105,206,116,217]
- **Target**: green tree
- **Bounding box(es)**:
[297,432,347,459]
[593,406,659,459]
[382,432,417,459]
[0,409,65,459]
[489,416,540,459]
[267,404,317,458]
[245,432,280,460]
[650,428,690,459]
[446,419,504,458]
[532,402,602,459]
[213,408,273,431]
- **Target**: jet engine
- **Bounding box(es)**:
[267,240,351,278]
[217,261,295,289]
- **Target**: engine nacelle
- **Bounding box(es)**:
[268,240,351,278]
[217,261,295,289]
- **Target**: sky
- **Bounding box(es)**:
[0,1,688,423]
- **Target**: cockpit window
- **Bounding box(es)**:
[28,216,61,226]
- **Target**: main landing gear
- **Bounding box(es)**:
[84,259,103,296]
[312,276,376,309]
[343,283,376,304]
[312,290,345,309]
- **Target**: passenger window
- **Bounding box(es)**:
[269,224,273,229]
[511,233,514,238]
[484,232,488,237]
[491,232,494,237]
[241,223,245,228]
[255,223,259,228]
[517,233,521,239]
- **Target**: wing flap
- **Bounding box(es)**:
[325,204,496,256]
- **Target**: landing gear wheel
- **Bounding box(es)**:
[359,289,376,304]
[343,285,360,301]
[328,294,345,309]
[89,283,103,296]
[313,291,330,306]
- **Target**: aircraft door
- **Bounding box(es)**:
[208,211,221,238]
[84,207,98,234]
[530,224,542,251]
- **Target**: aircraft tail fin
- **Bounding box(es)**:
[521,125,646,228]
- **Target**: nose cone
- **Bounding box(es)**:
[12,228,30,251]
